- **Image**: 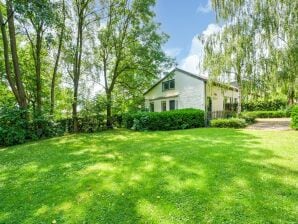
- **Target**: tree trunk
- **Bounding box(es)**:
[288,87,294,105]
[72,16,83,132]
[0,10,20,104]
[50,0,65,115]
[35,29,43,116]
[6,0,27,110]
[72,83,79,132]
[106,91,113,129]
[236,71,242,115]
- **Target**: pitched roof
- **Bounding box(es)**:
[143,68,207,95]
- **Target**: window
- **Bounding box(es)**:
[161,101,166,111]
[162,79,175,91]
[169,100,176,110]
[150,102,154,112]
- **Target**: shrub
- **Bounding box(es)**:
[242,99,287,111]
[241,110,289,118]
[239,113,256,124]
[210,118,247,128]
[0,107,28,146]
[125,109,205,131]
[56,115,105,133]
[291,106,298,130]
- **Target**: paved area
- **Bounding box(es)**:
[246,118,291,130]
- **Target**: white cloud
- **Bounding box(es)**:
[180,23,221,75]
[197,0,212,14]
[202,23,221,36]
[165,47,182,58]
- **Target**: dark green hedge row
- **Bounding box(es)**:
[0,107,106,146]
[210,118,247,128]
[241,110,290,118]
[291,106,298,130]
[124,109,205,131]
[242,99,287,111]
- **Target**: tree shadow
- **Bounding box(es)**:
[0,129,297,223]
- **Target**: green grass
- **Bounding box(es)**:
[0,128,297,223]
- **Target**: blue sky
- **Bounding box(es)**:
[154,0,220,74]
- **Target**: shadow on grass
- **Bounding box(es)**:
[0,128,297,223]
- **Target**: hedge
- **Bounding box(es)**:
[0,106,106,147]
[242,99,287,111]
[241,110,289,118]
[210,118,247,128]
[239,113,256,124]
[124,108,205,131]
[291,106,298,130]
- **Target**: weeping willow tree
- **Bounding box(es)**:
[202,0,298,111]
[202,17,254,114]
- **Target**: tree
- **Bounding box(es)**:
[97,0,172,128]
[50,0,66,115]
[202,22,254,114]
[0,1,28,110]
[70,0,95,132]
[16,0,58,116]
[204,0,298,106]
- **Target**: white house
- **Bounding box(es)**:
[144,68,239,115]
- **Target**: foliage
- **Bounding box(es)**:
[203,0,298,108]
[0,107,65,146]
[124,109,205,131]
[291,106,298,130]
[57,116,105,133]
[239,113,256,124]
[96,0,173,128]
[0,107,27,146]
[210,118,247,128]
[242,99,288,111]
[241,111,290,118]
[1,129,297,223]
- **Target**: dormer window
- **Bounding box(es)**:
[162,79,175,91]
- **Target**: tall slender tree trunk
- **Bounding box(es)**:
[6,0,27,110]
[72,18,83,132]
[50,0,65,115]
[35,30,43,116]
[106,91,113,129]
[0,10,20,104]
[236,71,242,115]
[72,82,79,132]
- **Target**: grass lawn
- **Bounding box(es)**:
[0,128,297,223]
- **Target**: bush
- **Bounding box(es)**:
[239,113,256,124]
[210,118,247,128]
[241,111,289,118]
[0,107,28,146]
[56,115,105,133]
[291,106,298,130]
[242,99,287,111]
[124,109,205,131]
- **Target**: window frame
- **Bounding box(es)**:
[162,79,175,92]
[169,100,176,110]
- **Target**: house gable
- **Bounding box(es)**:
[144,68,207,96]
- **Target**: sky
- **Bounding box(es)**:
[154,0,220,75]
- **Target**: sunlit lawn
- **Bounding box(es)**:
[0,128,297,223]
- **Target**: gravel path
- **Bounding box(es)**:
[246,118,291,131]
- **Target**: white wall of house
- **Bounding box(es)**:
[144,70,206,112]
[144,68,239,113]
[207,85,239,112]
